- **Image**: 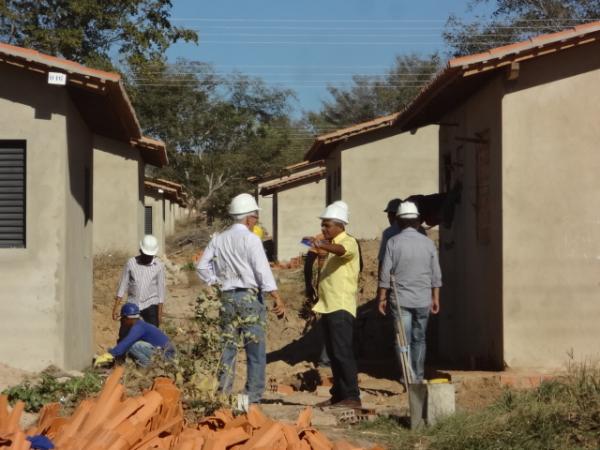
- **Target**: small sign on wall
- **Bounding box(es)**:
[48,72,67,86]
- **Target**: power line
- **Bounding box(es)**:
[172,17,600,22]
[197,40,519,45]
[188,24,592,31]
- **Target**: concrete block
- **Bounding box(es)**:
[427,383,456,426]
[409,383,455,429]
[315,386,331,398]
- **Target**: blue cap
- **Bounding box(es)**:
[120,303,140,318]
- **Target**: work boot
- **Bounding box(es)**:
[315,397,339,408]
[332,398,362,409]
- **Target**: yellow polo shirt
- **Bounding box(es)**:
[314,231,360,317]
[252,224,264,240]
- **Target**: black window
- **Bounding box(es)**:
[0,141,25,248]
[144,206,153,235]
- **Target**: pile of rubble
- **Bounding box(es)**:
[0,367,383,449]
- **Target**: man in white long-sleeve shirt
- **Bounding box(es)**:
[197,193,285,404]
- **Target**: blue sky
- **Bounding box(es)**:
[166,0,492,115]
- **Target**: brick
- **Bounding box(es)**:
[296,407,312,429]
[282,423,301,447]
[319,376,333,387]
[277,384,295,395]
[499,373,555,389]
[316,385,331,398]
[333,440,358,450]
[5,401,24,434]
[247,405,270,429]
[214,408,234,424]
[240,422,283,449]
[203,426,250,450]
[303,429,333,450]
[224,415,251,432]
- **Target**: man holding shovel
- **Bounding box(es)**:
[378,201,442,383]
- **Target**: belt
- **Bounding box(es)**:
[223,287,258,292]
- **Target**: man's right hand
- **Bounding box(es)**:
[273,298,286,319]
[94,352,114,368]
[112,298,121,321]
[377,298,387,316]
[270,291,286,319]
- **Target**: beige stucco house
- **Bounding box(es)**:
[93,136,167,255]
[144,179,186,254]
[305,116,439,239]
[0,42,159,370]
[396,22,600,369]
[257,161,326,261]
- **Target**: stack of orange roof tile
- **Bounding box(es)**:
[0,367,384,450]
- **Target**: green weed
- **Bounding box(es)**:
[180,261,196,271]
[3,371,103,413]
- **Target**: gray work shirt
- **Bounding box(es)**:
[378,222,401,263]
[379,227,442,308]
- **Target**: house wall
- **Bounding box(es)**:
[436,77,504,369]
[165,199,176,237]
[276,178,326,261]
[338,125,439,240]
[501,41,600,368]
[144,193,166,256]
[93,135,144,255]
[325,148,342,206]
[257,192,274,238]
[0,64,93,370]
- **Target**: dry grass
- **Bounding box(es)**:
[352,363,600,449]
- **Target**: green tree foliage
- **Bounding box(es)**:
[444,0,600,57]
[307,54,442,132]
[129,61,308,217]
[0,1,307,216]
[0,0,197,69]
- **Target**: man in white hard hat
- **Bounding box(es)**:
[307,201,361,408]
[113,235,167,346]
[197,193,286,405]
[377,201,442,382]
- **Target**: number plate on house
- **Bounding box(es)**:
[48,72,67,86]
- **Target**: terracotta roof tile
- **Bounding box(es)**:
[0,42,120,81]
[305,113,400,161]
[399,20,600,130]
[449,21,600,69]
[259,166,326,195]
[0,42,170,167]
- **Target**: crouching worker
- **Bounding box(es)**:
[94,303,175,368]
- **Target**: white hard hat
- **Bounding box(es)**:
[229,193,260,216]
[140,235,159,256]
[319,203,349,224]
[397,201,419,219]
[331,200,348,211]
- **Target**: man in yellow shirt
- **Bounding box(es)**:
[308,201,361,408]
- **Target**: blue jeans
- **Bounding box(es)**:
[129,341,156,367]
[218,289,266,404]
[391,303,430,382]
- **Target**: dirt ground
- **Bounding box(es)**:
[89,221,506,439]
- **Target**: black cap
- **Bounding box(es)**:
[384,198,402,213]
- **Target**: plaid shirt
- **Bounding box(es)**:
[116,256,166,310]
